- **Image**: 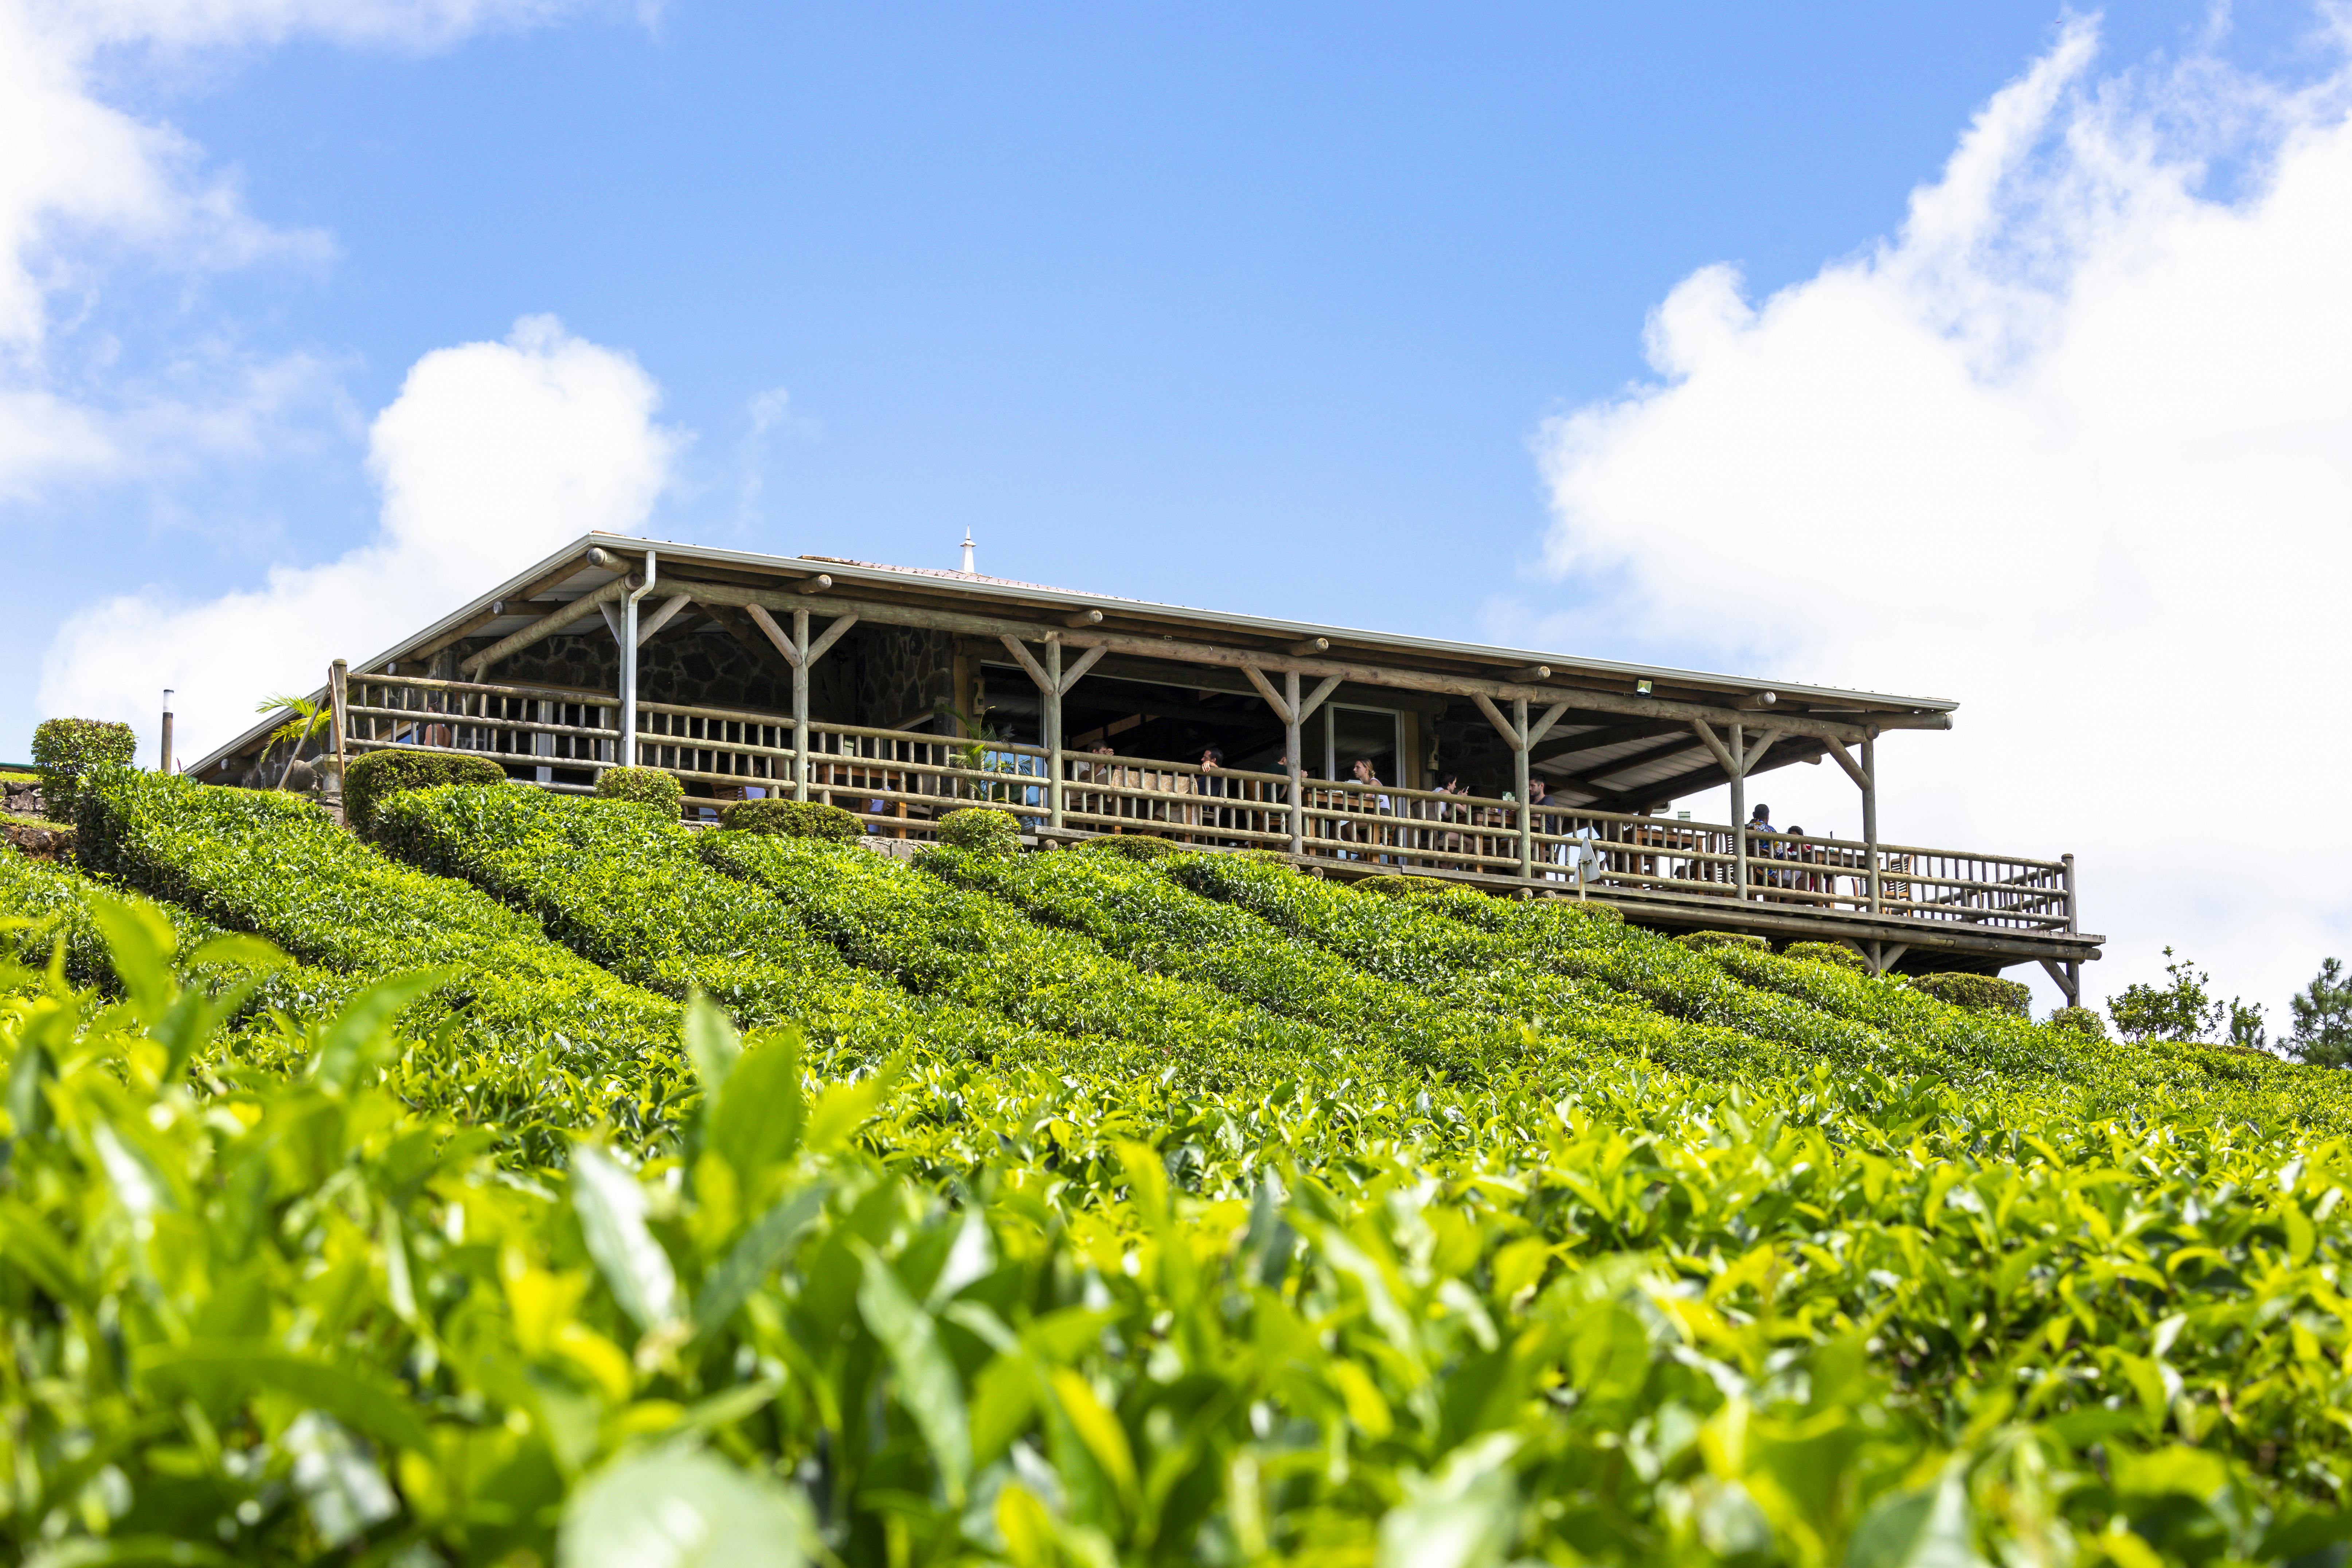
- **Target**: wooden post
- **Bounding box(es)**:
[792,607,810,802]
[1513,697,1532,882]
[1046,636,1064,831]
[2062,852,2076,934]
[1286,669,1305,857]
[1729,721,1747,899]
[328,661,348,795]
[159,689,175,776]
[1862,732,1880,915]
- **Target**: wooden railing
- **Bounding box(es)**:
[334,676,2074,933]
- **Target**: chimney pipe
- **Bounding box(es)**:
[960,529,975,574]
[160,689,174,775]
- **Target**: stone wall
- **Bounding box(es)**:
[855,623,958,732]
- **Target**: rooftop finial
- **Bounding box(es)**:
[960,529,975,574]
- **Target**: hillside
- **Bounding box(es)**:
[5,771,2351,1567]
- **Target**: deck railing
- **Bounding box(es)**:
[334,675,2073,934]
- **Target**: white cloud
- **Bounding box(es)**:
[0,0,603,497]
[39,315,679,762]
[1530,17,2352,1027]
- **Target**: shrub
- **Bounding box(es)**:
[2048,1004,2108,1040]
[1355,873,1456,897]
[938,805,1020,856]
[344,747,505,830]
[721,796,865,841]
[1074,831,1180,861]
[1677,930,1770,953]
[1912,971,2032,1017]
[1784,940,1865,971]
[596,764,685,816]
[31,717,135,821]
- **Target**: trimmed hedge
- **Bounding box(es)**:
[1784,940,1866,971]
[721,796,864,840]
[2049,1004,2109,1040]
[595,764,684,816]
[700,829,1348,1083]
[1073,832,1180,861]
[32,717,136,822]
[74,771,687,1157]
[344,747,505,830]
[1678,930,1769,953]
[938,805,1021,855]
[1355,873,1458,897]
[370,784,1071,1071]
[1911,971,2032,1017]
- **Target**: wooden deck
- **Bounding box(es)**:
[332,670,2103,992]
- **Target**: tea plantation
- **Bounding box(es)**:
[7,770,2352,1567]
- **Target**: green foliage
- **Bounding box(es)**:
[938,805,1021,855]
[595,763,685,816]
[1784,940,1865,971]
[1677,929,1769,953]
[2291,957,2352,1068]
[1910,971,2032,1018]
[1072,831,1180,861]
[15,897,2352,1563]
[74,770,685,1157]
[2110,945,2226,1043]
[2048,1004,2108,1041]
[369,785,1064,1072]
[704,829,1346,1082]
[722,795,866,840]
[31,716,135,820]
[342,746,506,830]
[1354,872,1457,897]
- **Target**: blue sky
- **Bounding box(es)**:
[11,0,2352,1023]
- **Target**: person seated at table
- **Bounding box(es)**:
[1527,775,1568,879]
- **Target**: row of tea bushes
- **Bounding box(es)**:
[8,906,2352,1565]
[74,769,690,1157]
[697,829,1359,1088]
[368,785,1085,1073]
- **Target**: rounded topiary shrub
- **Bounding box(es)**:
[343,748,506,831]
[722,797,864,841]
[32,717,137,822]
[1678,930,1768,954]
[1237,849,1298,868]
[1911,972,2032,1018]
[938,807,1021,857]
[1784,941,1865,972]
[1074,833,1180,861]
[596,766,685,817]
[2048,1005,2108,1041]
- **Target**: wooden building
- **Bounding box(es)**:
[193,533,2102,998]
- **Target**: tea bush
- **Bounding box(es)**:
[939,805,1021,856]
[342,746,506,830]
[1911,970,2033,1017]
[722,796,865,840]
[31,715,136,821]
[13,901,2352,1564]
[594,763,684,816]
[1783,939,1865,970]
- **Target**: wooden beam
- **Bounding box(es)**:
[1064,609,1104,628]
[1525,700,1570,750]
[999,634,1054,693]
[794,574,833,595]
[745,603,801,668]
[1239,662,1292,725]
[1297,673,1344,725]
[805,612,858,666]
[1823,736,1871,791]
[700,602,799,682]
[1058,644,1108,693]
[1688,718,1738,779]
[462,575,635,677]
[1472,692,1521,751]
[660,575,1938,743]
[1286,637,1330,656]
[636,593,693,646]
[598,601,625,645]
[1511,665,1552,683]
[1742,728,1785,775]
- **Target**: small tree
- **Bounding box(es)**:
[2107,947,2224,1043]
[2289,958,2352,1068]
[2227,998,2269,1052]
[255,693,331,790]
